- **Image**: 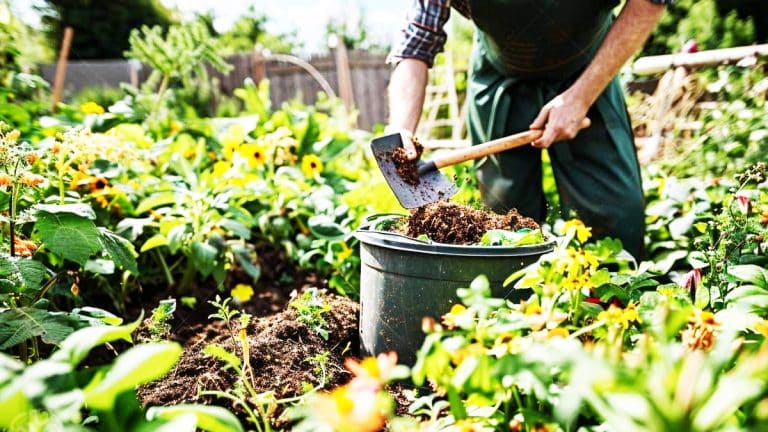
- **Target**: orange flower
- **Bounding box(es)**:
[26,153,39,165]
[0,173,13,187]
[18,173,45,187]
[13,238,38,256]
[760,209,768,226]
[345,352,398,385]
[89,177,108,192]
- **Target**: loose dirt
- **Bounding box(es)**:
[392,138,424,186]
[402,201,539,245]
[137,293,359,428]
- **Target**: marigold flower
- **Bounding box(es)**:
[231,283,254,303]
[0,173,13,187]
[238,143,268,168]
[563,219,592,243]
[310,381,385,432]
[301,154,323,178]
[682,309,719,352]
[80,101,105,115]
[18,173,45,187]
[345,352,398,384]
[13,238,38,256]
[760,209,768,226]
[25,152,38,165]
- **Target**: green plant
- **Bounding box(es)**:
[0,319,242,431]
[124,20,233,123]
[289,288,332,340]
[147,298,176,341]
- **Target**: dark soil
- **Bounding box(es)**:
[137,293,360,428]
[403,201,539,245]
[392,138,424,186]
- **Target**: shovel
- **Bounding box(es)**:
[371,119,590,209]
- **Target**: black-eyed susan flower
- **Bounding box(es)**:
[301,154,323,178]
[237,143,268,168]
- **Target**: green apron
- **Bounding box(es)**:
[467,0,645,259]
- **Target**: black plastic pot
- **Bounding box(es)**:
[355,228,556,365]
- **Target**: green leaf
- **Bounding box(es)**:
[98,228,139,274]
[232,245,261,282]
[591,268,611,288]
[191,241,218,277]
[52,319,140,366]
[71,307,123,326]
[146,404,244,432]
[0,255,51,294]
[141,234,169,253]
[651,250,688,274]
[84,342,182,410]
[203,344,241,370]
[136,193,177,215]
[308,215,345,240]
[727,265,768,288]
[34,212,102,266]
[0,308,84,350]
[480,229,544,246]
[34,203,96,219]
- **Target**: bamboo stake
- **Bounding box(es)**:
[633,43,768,76]
[51,26,74,112]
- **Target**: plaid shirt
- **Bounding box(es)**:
[388,0,673,67]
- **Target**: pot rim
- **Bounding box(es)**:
[355,226,557,257]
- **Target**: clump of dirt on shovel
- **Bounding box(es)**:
[391,137,424,186]
[402,201,539,245]
[137,293,359,428]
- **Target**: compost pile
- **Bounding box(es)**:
[392,137,424,186]
[137,293,359,427]
[402,201,539,245]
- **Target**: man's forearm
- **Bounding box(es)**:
[570,0,665,108]
[387,58,429,133]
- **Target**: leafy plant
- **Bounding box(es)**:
[289,288,332,340]
[0,319,242,431]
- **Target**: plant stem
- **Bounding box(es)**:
[200,390,262,432]
[154,249,174,286]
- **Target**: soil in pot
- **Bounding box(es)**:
[391,138,424,186]
[400,201,539,245]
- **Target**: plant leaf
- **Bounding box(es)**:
[0,308,83,350]
[146,404,244,432]
[34,212,102,266]
[84,342,182,410]
[98,228,139,274]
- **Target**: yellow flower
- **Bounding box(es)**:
[754,320,768,338]
[345,352,398,384]
[563,219,592,243]
[6,129,20,142]
[211,161,231,178]
[301,154,323,177]
[441,303,473,329]
[220,124,245,160]
[231,283,254,303]
[336,241,353,261]
[598,303,639,330]
[237,143,268,168]
[310,382,385,432]
[0,173,13,187]
[80,101,105,115]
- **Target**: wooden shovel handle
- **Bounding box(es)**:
[431,118,591,169]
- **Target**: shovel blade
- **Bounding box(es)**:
[370,133,458,209]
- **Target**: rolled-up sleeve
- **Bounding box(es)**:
[387,0,451,68]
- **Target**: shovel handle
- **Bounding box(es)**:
[430,118,590,169]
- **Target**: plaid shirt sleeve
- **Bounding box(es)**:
[387,0,673,68]
[387,0,452,67]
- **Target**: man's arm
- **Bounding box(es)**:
[387,59,429,158]
[530,0,666,148]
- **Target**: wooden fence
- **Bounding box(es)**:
[41,50,392,129]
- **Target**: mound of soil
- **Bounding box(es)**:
[403,201,539,245]
[392,138,424,186]
[137,293,360,428]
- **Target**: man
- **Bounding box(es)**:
[387,0,670,259]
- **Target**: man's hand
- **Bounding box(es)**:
[529,90,592,148]
[385,127,419,159]
[530,0,665,149]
